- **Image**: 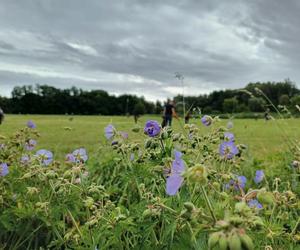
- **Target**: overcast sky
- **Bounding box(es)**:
[0,0,299,101]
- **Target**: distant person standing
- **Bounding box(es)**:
[162,99,178,127]
[0,107,4,124]
[264,108,270,121]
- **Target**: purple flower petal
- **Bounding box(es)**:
[237,175,247,189]
[27,120,36,129]
[20,155,30,164]
[0,163,9,176]
[72,148,88,162]
[120,131,128,139]
[104,124,115,140]
[65,153,76,163]
[166,150,185,196]
[224,132,234,142]
[248,199,263,209]
[166,174,183,196]
[35,149,53,166]
[254,170,264,184]
[201,115,212,126]
[144,120,161,137]
[219,141,239,159]
[25,139,37,151]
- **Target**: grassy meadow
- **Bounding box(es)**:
[0,114,299,249]
[0,114,299,161]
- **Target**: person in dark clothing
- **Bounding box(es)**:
[0,107,4,125]
[162,100,178,127]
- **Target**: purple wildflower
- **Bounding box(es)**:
[224,132,234,142]
[225,175,247,190]
[20,155,30,164]
[0,163,9,176]
[248,199,263,209]
[65,153,76,163]
[72,148,88,163]
[166,150,185,196]
[35,149,53,166]
[25,139,37,151]
[237,175,247,189]
[227,121,233,129]
[144,120,161,137]
[120,131,128,139]
[219,141,239,159]
[254,170,264,184]
[27,120,36,129]
[104,124,115,140]
[130,153,134,161]
[201,115,212,126]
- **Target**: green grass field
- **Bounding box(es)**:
[0,114,299,161]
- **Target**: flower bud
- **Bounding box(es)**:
[208,232,220,249]
[228,233,242,250]
[84,197,94,209]
[218,233,228,250]
[257,190,275,205]
[186,164,208,185]
[239,233,254,250]
[183,202,195,212]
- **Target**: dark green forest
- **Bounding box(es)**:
[1,79,300,115]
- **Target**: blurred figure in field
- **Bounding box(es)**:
[0,107,4,124]
[162,99,178,127]
[264,108,271,121]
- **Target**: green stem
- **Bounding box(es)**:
[200,185,217,223]
[159,138,165,153]
[291,217,300,235]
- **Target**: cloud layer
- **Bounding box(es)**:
[0,0,299,101]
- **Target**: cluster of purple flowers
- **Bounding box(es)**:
[66,148,88,163]
[225,170,265,209]
[35,149,53,166]
[144,120,161,137]
[166,150,185,196]
[219,132,239,159]
[225,175,247,190]
[0,163,9,176]
[248,199,263,209]
[21,155,30,164]
[25,139,37,151]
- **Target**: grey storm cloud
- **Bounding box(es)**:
[0,0,300,101]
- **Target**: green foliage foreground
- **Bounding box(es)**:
[0,118,299,249]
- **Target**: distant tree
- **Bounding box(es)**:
[155,101,163,114]
[279,94,290,106]
[133,101,146,116]
[133,101,146,123]
[290,95,300,110]
[222,97,238,113]
[248,97,265,112]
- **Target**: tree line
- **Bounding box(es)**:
[1,79,300,115]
